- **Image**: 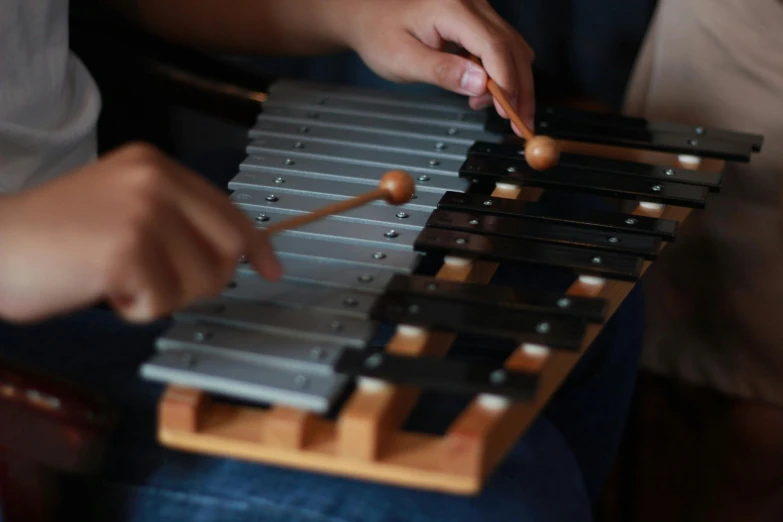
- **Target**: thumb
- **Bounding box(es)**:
[395,39,488,97]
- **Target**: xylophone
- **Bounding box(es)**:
[140,79,763,494]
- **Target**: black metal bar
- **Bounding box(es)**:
[437,191,678,241]
[469,142,723,191]
[414,227,643,281]
[427,209,661,260]
[537,105,764,152]
[334,350,539,401]
[460,156,708,208]
[534,117,754,162]
[369,293,586,351]
[383,274,607,323]
[436,191,678,241]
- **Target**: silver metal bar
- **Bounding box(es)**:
[265,234,420,272]
[265,91,486,129]
[231,190,430,230]
[237,154,469,194]
[140,348,348,412]
[251,119,470,160]
[177,299,377,348]
[228,170,444,211]
[223,274,377,318]
[256,105,497,143]
[269,79,473,111]
[247,209,417,250]
[246,136,463,176]
[237,257,401,294]
[157,321,349,375]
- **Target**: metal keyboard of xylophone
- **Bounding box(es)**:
[139,78,763,494]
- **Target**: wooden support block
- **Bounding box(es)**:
[160,386,207,432]
[263,407,314,449]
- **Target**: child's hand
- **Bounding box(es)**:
[0,143,281,324]
[342,0,535,128]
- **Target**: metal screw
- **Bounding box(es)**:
[435,142,446,150]
[265,195,279,202]
[447,128,458,135]
[695,126,705,135]
[428,160,440,166]
[652,184,662,192]
[384,230,399,239]
[490,369,506,384]
[294,375,309,388]
[293,141,303,149]
[418,175,430,182]
[193,331,211,342]
[274,177,285,183]
[426,282,438,291]
[330,321,343,331]
[664,168,675,176]
[372,252,386,260]
[396,212,409,219]
[608,236,619,243]
[540,121,549,128]
[507,166,517,173]
[625,217,637,225]
[366,353,383,368]
[455,237,467,244]
[468,219,480,225]
[298,126,309,133]
[483,199,493,206]
[256,214,270,222]
[358,274,374,283]
[536,322,550,334]
[592,256,602,264]
[557,298,571,308]
[688,139,698,146]
[284,158,295,165]
[343,297,358,307]
[310,347,325,360]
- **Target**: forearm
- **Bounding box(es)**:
[105,0,358,55]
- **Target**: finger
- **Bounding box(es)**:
[249,230,283,281]
[154,160,282,282]
[156,202,231,306]
[469,92,493,110]
[108,233,181,323]
[430,7,519,116]
[387,33,488,97]
[512,37,536,130]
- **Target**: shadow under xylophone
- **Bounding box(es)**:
[139,79,763,494]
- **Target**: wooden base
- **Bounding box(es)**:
[157,142,724,494]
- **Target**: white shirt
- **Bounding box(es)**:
[0,0,101,193]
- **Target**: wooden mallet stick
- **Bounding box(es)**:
[469,55,560,171]
[260,170,416,235]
